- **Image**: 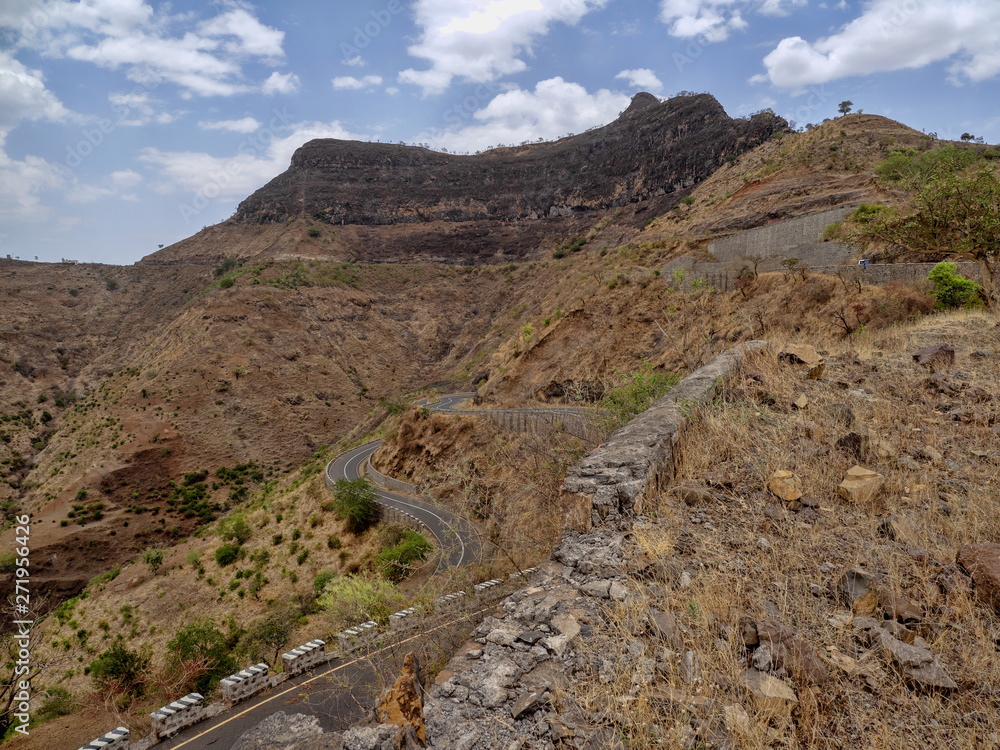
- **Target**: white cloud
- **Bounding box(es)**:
[0,49,72,222]
[417,77,630,153]
[760,0,1000,89]
[343,55,365,67]
[385,86,400,96]
[399,0,610,95]
[0,49,70,134]
[658,0,805,42]
[198,117,262,133]
[262,71,300,95]
[2,0,288,97]
[111,169,142,188]
[615,68,664,93]
[108,90,177,126]
[139,120,370,204]
[333,75,384,90]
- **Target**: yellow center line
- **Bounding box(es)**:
[168,607,492,749]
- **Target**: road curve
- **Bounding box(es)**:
[325,395,482,568]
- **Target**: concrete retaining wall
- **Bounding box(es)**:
[389,607,419,630]
[707,207,856,267]
[337,620,380,653]
[367,459,422,495]
[446,408,600,442]
[562,341,770,529]
[78,727,129,750]
[220,663,270,704]
[281,639,326,676]
[686,260,982,292]
[150,693,204,738]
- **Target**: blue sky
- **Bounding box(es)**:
[1,0,998,265]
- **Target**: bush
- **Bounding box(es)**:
[307,226,321,237]
[167,618,238,694]
[375,528,433,582]
[317,573,406,629]
[215,543,239,567]
[88,642,149,697]
[142,548,164,575]
[928,262,983,309]
[331,478,382,535]
[597,361,679,434]
[218,514,253,545]
[313,569,337,595]
[218,276,235,289]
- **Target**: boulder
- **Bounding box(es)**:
[838,465,884,504]
[912,343,955,370]
[374,653,425,743]
[511,690,549,720]
[957,543,1000,613]
[740,670,798,717]
[649,608,684,651]
[877,631,957,691]
[879,515,920,546]
[756,618,829,685]
[793,394,809,410]
[836,568,874,607]
[768,470,803,502]
[780,345,822,368]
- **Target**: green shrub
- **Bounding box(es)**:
[167,618,237,694]
[142,548,164,575]
[313,569,336,595]
[88,642,149,698]
[214,543,239,567]
[597,361,679,434]
[307,226,321,237]
[217,514,253,545]
[317,573,405,629]
[330,478,382,535]
[218,276,235,289]
[375,528,432,582]
[928,262,983,309]
[327,535,342,550]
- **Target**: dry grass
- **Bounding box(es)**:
[569,311,1000,749]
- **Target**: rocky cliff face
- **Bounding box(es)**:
[233,93,787,258]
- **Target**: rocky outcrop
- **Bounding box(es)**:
[231,94,787,261]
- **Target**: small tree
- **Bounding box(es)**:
[838,100,853,116]
[928,262,983,309]
[88,642,149,700]
[167,618,237,694]
[331,478,382,535]
[142,548,164,576]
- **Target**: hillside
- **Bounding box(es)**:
[2,98,996,749]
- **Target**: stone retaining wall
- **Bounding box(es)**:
[366,458,422,495]
[219,663,269,704]
[562,341,770,529]
[281,639,326,676]
[446,408,599,442]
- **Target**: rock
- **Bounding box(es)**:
[875,587,923,623]
[674,486,715,506]
[608,580,628,601]
[829,402,856,428]
[762,504,786,522]
[837,568,875,607]
[917,445,944,463]
[511,689,549,720]
[768,470,803,502]
[584,730,626,750]
[740,617,759,648]
[838,465,884,504]
[805,362,826,380]
[649,685,716,713]
[723,704,751,736]
[877,631,958,691]
[757,536,772,551]
[342,725,406,750]
[374,653,425,744]
[780,345,822,368]
[756,618,829,685]
[852,589,878,616]
[912,343,955,370]
[740,670,798,717]
[752,643,772,671]
[879,515,920,546]
[957,543,1000,613]
[793,394,809,410]
[516,631,546,645]
[580,579,611,598]
[680,650,702,685]
[649,608,684,651]
[232,712,335,750]
[837,431,870,460]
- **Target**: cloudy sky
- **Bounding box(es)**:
[1,0,998,265]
